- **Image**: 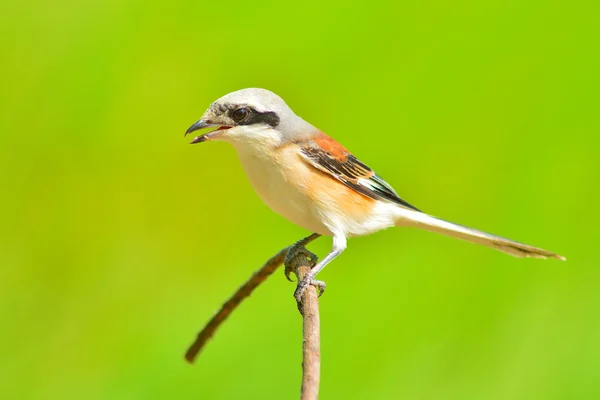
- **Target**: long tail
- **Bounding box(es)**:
[396,210,565,260]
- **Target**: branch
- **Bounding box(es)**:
[287,250,321,400]
[184,235,323,400]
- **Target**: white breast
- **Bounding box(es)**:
[235,144,333,235]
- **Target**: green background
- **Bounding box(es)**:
[1,0,598,399]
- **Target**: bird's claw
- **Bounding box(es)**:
[284,266,295,282]
[294,278,326,303]
[284,246,318,282]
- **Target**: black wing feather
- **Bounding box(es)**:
[300,147,421,212]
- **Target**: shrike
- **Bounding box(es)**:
[185,88,565,302]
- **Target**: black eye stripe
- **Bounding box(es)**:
[239,111,279,127]
[227,105,279,127]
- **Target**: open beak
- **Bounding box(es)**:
[184,120,231,144]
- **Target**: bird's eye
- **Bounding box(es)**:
[232,107,249,122]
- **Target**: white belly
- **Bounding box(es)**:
[236,146,333,235]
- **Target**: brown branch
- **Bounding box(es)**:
[184,246,289,363]
[287,251,321,400]
[184,235,322,400]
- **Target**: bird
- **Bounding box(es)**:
[185,88,565,302]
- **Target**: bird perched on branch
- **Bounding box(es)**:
[185,88,565,302]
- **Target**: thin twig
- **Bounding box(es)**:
[184,236,323,400]
[289,251,321,400]
[184,246,289,363]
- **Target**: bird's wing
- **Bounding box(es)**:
[299,133,421,212]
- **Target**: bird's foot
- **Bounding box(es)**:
[284,246,318,282]
[294,277,326,303]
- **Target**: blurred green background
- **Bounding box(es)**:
[1,0,598,399]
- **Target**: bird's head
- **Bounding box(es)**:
[185,88,314,148]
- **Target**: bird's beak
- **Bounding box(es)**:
[184,119,232,144]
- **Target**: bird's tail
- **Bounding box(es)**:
[396,210,565,260]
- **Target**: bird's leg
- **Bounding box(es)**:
[284,233,321,282]
[294,235,347,303]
